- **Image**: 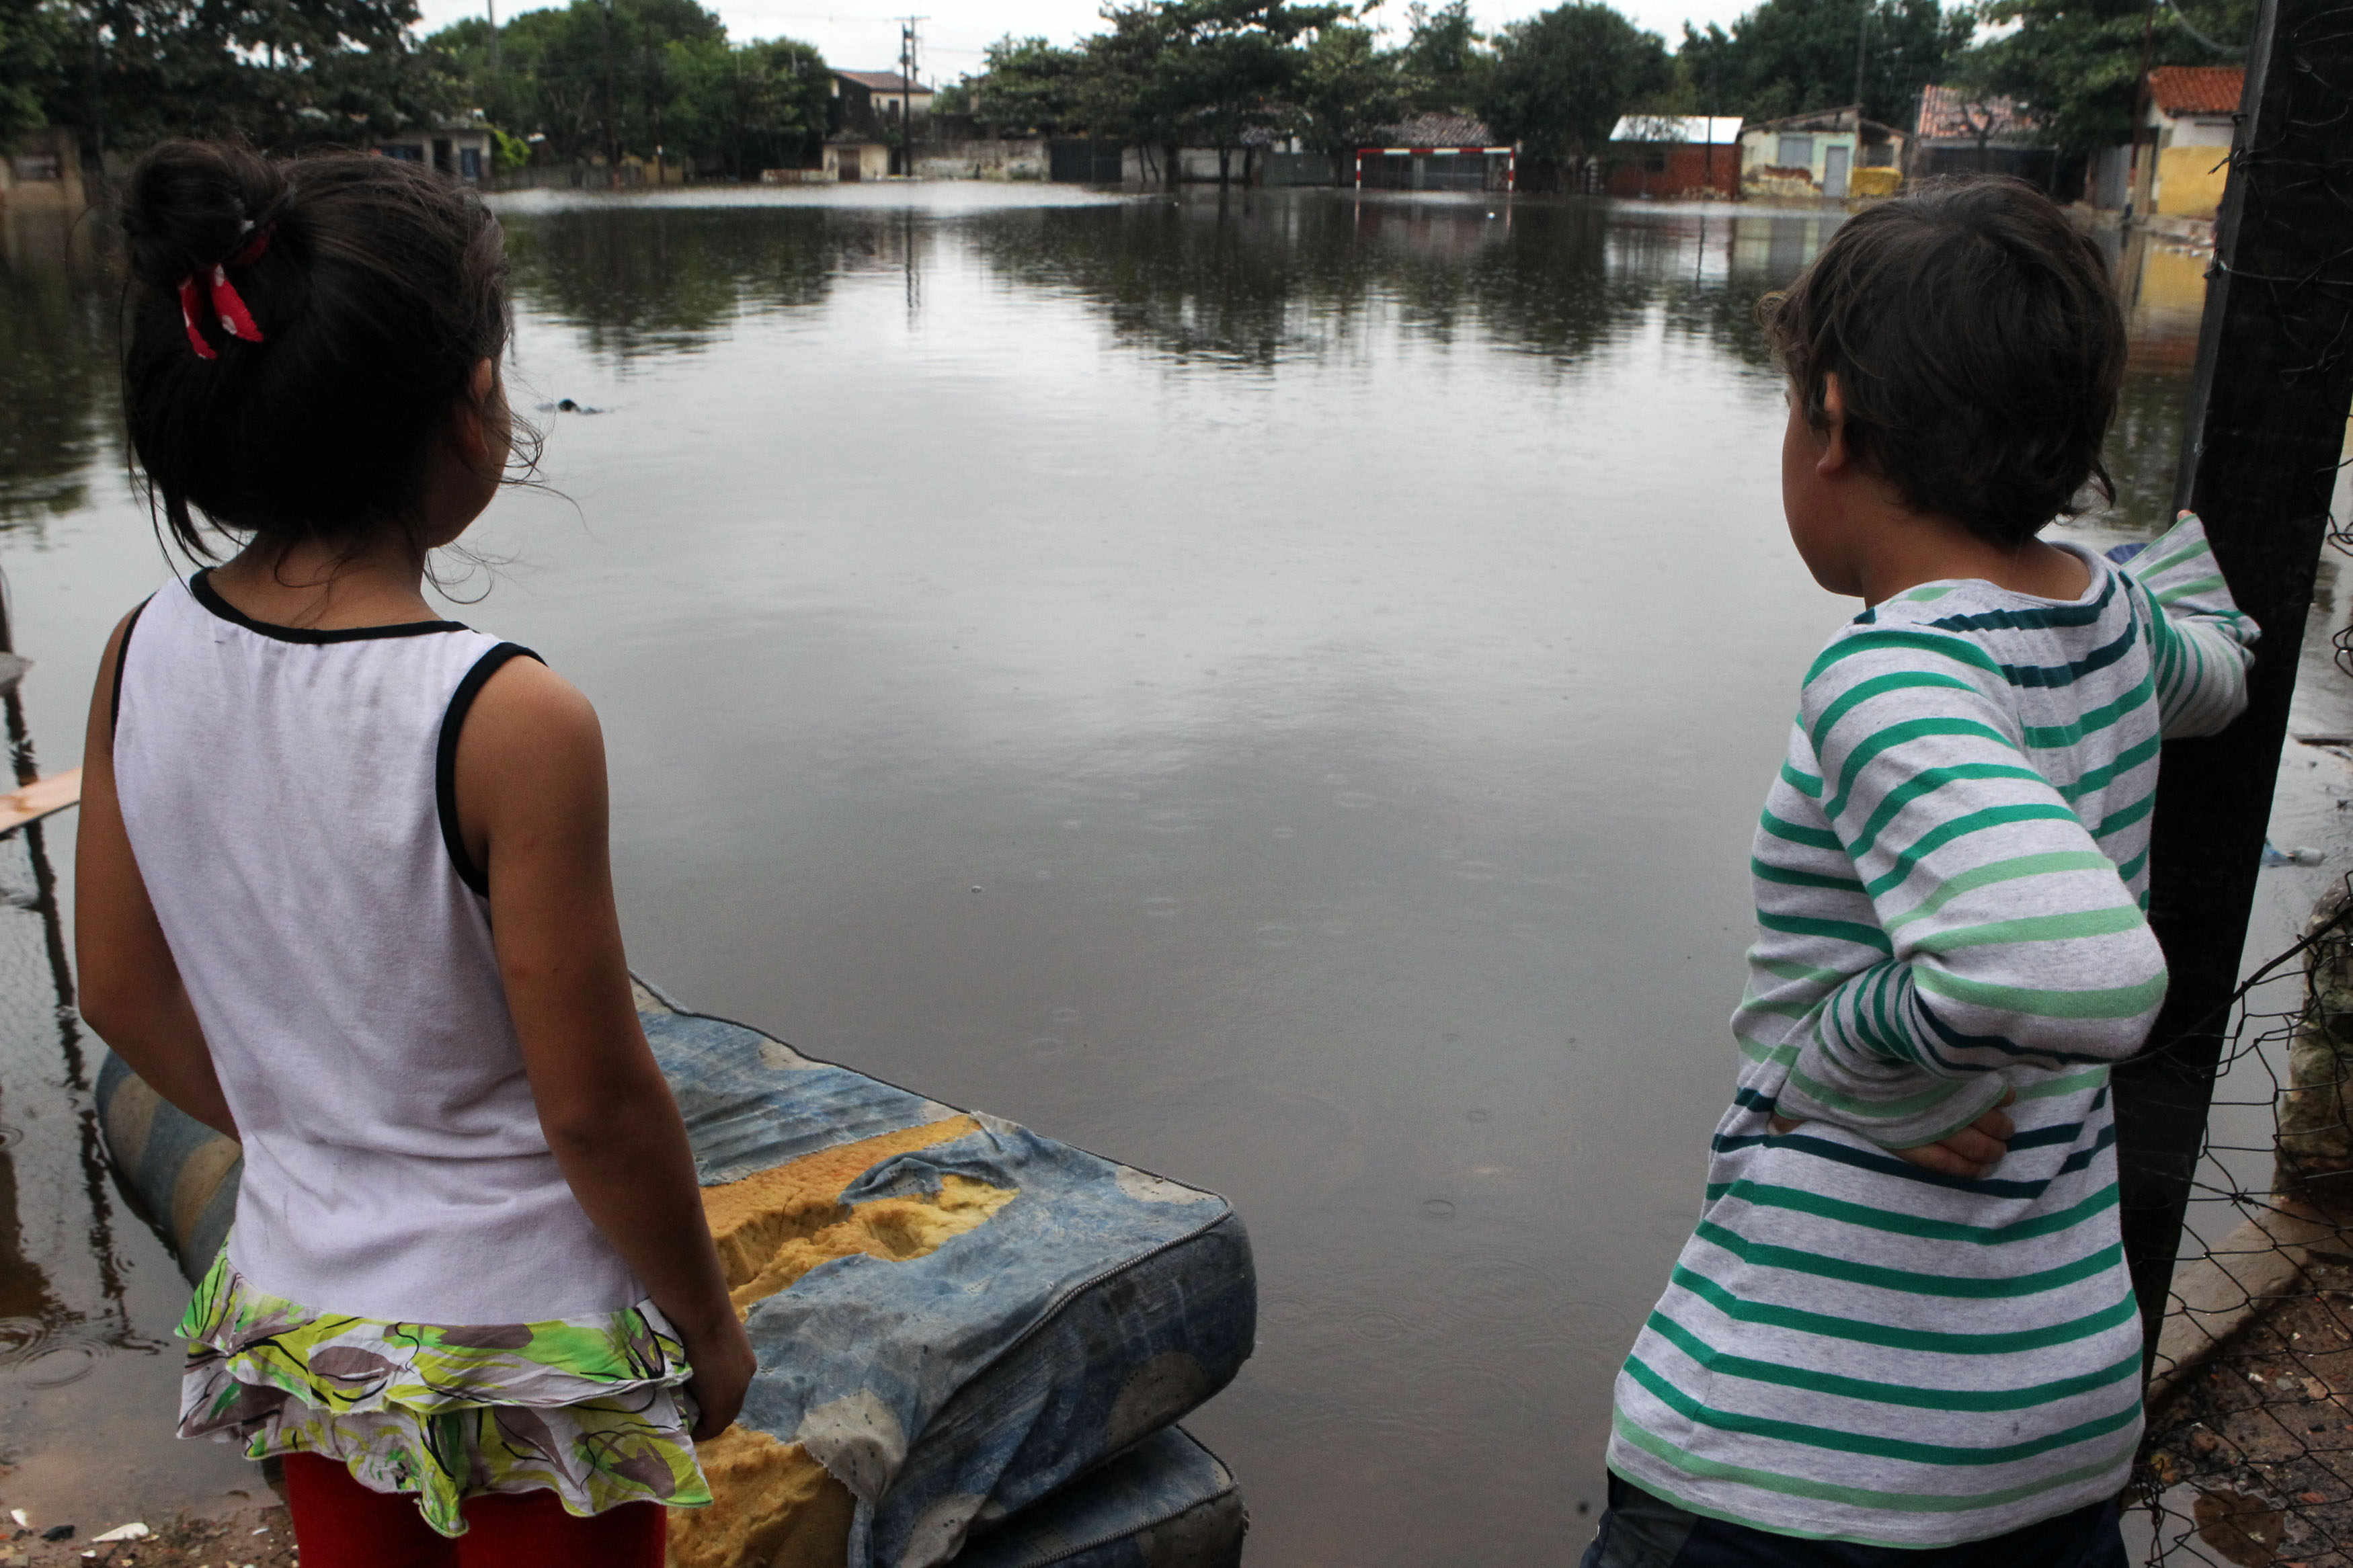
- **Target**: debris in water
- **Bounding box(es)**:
[2264,841,2325,868]
[91,1524,150,1542]
[539,399,605,414]
[40,1525,73,1541]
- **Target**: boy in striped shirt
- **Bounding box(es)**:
[1587,178,2257,1565]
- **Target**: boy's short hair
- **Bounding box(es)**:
[1761,176,2127,548]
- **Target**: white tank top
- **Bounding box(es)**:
[110,574,639,1323]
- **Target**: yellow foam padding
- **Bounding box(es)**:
[670,1116,1021,1565]
[670,1427,858,1568]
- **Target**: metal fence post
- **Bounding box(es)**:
[2112,0,2353,1371]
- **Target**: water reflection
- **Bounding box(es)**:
[0,188,2219,1548]
[0,212,114,531]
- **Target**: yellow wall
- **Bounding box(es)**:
[2154,144,2229,218]
[1849,166,1901,198]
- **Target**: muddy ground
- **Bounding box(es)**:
[2144,1255,2353,1565]
[0,1498,292,1568]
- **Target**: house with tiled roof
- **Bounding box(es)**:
[2141,66,2243,217]
[1907,85,2056,190]
[1352,114,1515,193]
[827,69,934,177]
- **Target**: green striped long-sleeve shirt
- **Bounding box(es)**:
[1607,514,2256,1546]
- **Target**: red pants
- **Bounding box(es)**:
[282,1452,667,1567]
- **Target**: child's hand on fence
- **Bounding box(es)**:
[1770,1091,2017,1179]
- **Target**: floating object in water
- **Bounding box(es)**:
[97,977,1257,1568]
[89,1524,149,1542]
[539,398,606,414]
[2263,841,2325,868]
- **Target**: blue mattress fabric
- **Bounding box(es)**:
[95,981,1257,1567]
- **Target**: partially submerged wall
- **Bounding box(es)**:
[914,138,1047,180]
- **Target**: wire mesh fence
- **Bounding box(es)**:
[2135,878,2353,1564]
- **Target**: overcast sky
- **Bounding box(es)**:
[412,0,1756,89]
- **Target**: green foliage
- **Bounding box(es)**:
[0,0,63,140]
[44,0,456,155]
[424,0,823,172]
[1479,3,1669,159]
[1295,22,1404,151]
[967,34,1086,135]
[1677,0,1970,127]
[1960,0,2250,150]
[1396,0,1485,112]
[661,34,828,176]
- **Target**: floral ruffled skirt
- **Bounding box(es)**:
[177,1248,712,1536]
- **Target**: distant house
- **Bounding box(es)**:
[1353,114,1515,193]
[1,129,84,212]
[377,125,494,183]
[2133,66,2243,218]
[829,70,932,176]
[1741,106,1905,199]
[1909,86,2056,190]
[833,71,933,128]
[1605,115,1741,199]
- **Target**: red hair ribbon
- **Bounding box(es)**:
[177,226,272,362]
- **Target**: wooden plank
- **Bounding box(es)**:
[0,768,81,834]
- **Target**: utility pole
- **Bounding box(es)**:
[1851,0,1869,124]
[2113,0,2353,1368]
[487,0,501,116]
[895,15,926,177]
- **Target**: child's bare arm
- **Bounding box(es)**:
[75,610,237,1139]
[457,657,753,1440]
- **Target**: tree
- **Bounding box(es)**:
[1479,3,1669,163]
[1294,20,1404,152]
[0,0,62,140]
[48,0,456,163]
[1960,0,2251,151]
[1150,0,1349,183]
[1396,0,1484,111]
[663,34,827,176]
[967,34,1086,135]
[1675,0,1971,128]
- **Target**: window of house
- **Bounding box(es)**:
[1644,151,1667,172]
[382,144,424,162]
[460,147,483,179]
[1777,134,1812,167]
[10,154,59,181]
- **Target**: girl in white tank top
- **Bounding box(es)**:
[78,140,753,1565]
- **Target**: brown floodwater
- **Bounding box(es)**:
[0,185,2319,1563]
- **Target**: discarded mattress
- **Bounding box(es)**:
[954,1426,1244,1568]
[95,979,1257,1568]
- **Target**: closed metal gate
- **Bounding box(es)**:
[1049,140,1125,182]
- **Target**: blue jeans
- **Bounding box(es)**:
[1579,1476,2129,1568]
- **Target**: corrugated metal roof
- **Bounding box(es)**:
[2149,66,2244,116]
[1610,114,1742,145]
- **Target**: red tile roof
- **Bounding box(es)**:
[1915,84,2040,141]
[1363,112,1498,149]
[2148,66,2243,116]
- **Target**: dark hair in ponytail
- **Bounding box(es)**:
[120,140,518,561]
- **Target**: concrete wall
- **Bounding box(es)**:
[912,138,1046,181]
[2153,142,2230,217]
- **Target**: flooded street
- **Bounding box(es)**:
[0,185,2271,1563]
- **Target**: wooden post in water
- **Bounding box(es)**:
[2112,0,2353,1370]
